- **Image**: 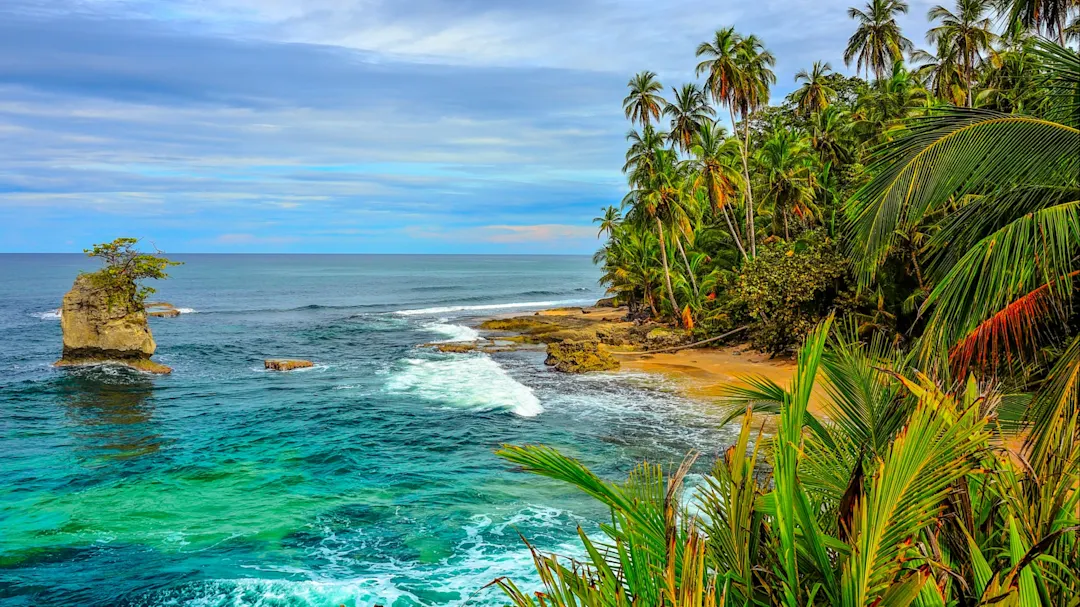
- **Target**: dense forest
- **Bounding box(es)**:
[493,0,1080,605]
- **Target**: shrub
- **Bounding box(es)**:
[733,231,847,354]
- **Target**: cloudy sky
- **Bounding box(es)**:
[0,0,938,253]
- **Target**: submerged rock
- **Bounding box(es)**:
[265,359,314,371]
[55,275,171,374]
[544,339,619,373]
[431,343,478,353]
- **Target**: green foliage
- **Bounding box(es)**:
[83,238,182,308]
[493,321,1080,606]
[732,233,847,354]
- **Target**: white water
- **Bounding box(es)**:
[423,320,480,343]
[385,355,544,417]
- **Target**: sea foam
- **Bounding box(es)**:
[394,299,590,316]
[385,355,543,417]
[423,320,480,343]
[31,308,62,320]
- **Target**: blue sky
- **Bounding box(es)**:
[0,0,937,253]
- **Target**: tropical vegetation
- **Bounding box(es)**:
[491,0,1080,604]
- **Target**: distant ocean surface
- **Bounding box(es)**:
[0,254,732,606]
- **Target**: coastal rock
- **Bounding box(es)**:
[146,302,180,318]
[431,343,478,353]
[56,274,170,374]
[544,340,619,373]
[595,297,617,308]
[265,359,314,371]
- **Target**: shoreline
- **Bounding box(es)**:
[465,304,808,416]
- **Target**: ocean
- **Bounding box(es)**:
[0,254,733,606]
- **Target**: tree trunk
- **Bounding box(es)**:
[719,199,748,260]
[784,209,790,241]
[738,109,758,257]
[729,105,754,256]
[655,217,679,322]
[674,232,698,295]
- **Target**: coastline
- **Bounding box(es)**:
[468,304,810,416]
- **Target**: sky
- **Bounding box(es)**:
[0,0,939,253]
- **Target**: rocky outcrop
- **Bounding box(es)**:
[55,274,171,374]
[544,339,619,373]
[595,297,618,308]
[265,359,314,371]
[645,327,690,349]
[146,302,180,318]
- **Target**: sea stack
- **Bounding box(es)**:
[55,274,172,374]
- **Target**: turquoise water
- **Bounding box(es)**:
[0,255,732,606]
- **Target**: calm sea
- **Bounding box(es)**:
[0,254,732,606]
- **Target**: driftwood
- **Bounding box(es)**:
[630,325,751,355]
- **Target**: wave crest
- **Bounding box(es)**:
[385,355,542,417]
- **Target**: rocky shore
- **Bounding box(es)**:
[437,303,814,413]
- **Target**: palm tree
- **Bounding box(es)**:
[757,130,818,239]
[687,120,748,260]
[622,71,665,127]
[792,61,838,116]
[927,0,997,107]
[623,149,692,321]
[622,124,669,177]
[593,206,621,238]
[996,0,1077,43]
[696,29,775,257]
[844,0,915,82]
[911,44,968,106]
[664,83,713,153]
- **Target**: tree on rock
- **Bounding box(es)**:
[84,238,182,308]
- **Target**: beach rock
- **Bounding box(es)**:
[55,274,171,374]
[595,297,617,308]
[544,340,619,373]
[265,359,314,371]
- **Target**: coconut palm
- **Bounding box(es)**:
[623,70,665,127]
[734,34,777,257]
[844,0,916,82]
[623,149,693,321]
[757,130,819,239]
[664,83,713,153]
[593,205,621,237]
[686,120,749,260]
[622,124,669,178]
[927,0,997,107]
[995,0,1078,43]
[911,44,968,106]
[792,61,838,116]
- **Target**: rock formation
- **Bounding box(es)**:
[544,339,619,373]
[265,359,314,371]
[55,274,171,374]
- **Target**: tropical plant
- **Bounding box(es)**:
[624,71,666,127]
[665,83,714,153]
[493,318,1080,606]
[926,0,998,107]
[792,61,838,116]
[83,237,182,306]
[844,0,916,81]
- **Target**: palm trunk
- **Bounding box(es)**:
[783,210,790,241]
[729,105,754,256]
[740,114,757,257]
[718,198,748,260]
[655,216,679,322]
[674,232,698,296]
